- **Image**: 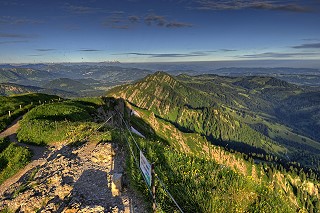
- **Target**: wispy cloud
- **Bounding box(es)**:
[302,38,320,42]
[78,49,102,52]
[110,11,125,15]
[238,52,318,58]
[0,40,28,45]
[128,15,140,23]
[102,12,130,29]
[0,16,43,25]
[66,5,94,14]
[190,0,311,12]
[36,49,55,52]
[115,51,210,58]
[144,14,193,28]
[103,12,192,29]
[144,14,167,26]
[292,43,320,49]
[0,1,24,6]
[250,2,311,13]
[28,54,43,57]
[63,3,98,14]
[220,49,237,52]
[166,21,192,28]
[0,33,35,38]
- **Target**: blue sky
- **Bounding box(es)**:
[0,0,319,63]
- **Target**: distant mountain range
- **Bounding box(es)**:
[0,82,77,97]
[1,63,320,97]
[0,83,40,96]
[0,64,152,97]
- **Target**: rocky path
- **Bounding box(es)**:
[0,141,147,212]
[0,116,22,140]
[0,118,147,212]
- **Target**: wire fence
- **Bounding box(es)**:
[116,110,184,213]
[3,98,62,118]
[2,98,184,212]
[0,98,63,132]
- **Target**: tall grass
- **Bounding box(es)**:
[123,133,294,213]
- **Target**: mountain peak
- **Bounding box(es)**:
[142,71,177,88]
[154,70,170,76]
[149,71,174,80]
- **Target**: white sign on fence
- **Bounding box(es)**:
[140,150,152,187]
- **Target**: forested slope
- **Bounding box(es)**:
[109,71,320,169]
[108,72,320,212]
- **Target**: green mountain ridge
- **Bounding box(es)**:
[0,82,80,97]
[0,66,153,97]
[43,78,93,92]
[109,71,320,170]
[0,68,55,84]
[0,83,41,96]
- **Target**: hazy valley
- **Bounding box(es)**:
[1,63,320,97]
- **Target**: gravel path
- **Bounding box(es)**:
[0,116,22,140]
[0,118,147,212]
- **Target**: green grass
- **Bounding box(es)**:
[17,101,90,145]
[0,138,31,185]
[165,107,179,121]
[0,207,12,213]
[123,134,294,213]
[0,93,60,132]
[73,97,106,106]
[17,97,110,145]
[0,137,10,153]
[0,93,59,116]
[125,102,320,213]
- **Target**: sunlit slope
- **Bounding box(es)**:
[109,71,320,169]
[109,72,285,156]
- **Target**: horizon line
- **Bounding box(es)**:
[1,59,320,65]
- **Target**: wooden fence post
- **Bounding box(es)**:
[152,163,156,212]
